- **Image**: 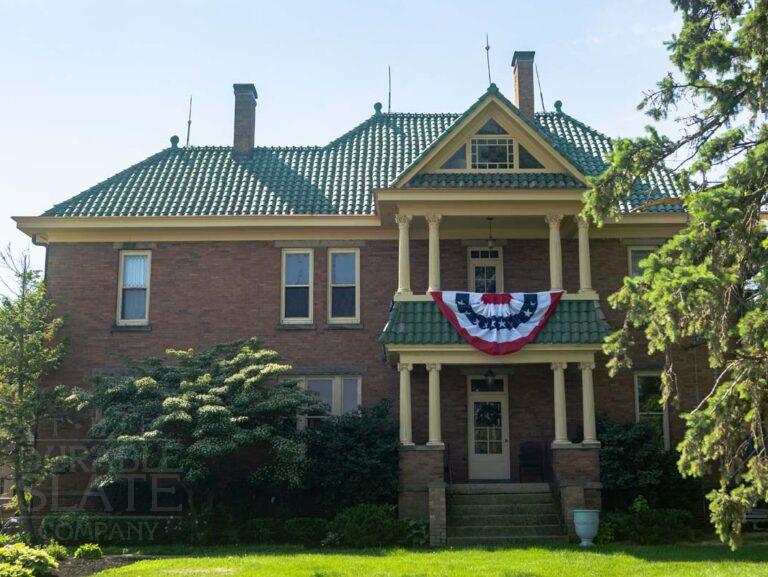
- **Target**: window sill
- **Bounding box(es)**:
[111,323,152,333]
[324,323,364,330]
[276,323,316,331]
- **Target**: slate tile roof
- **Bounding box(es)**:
[403,172,585,189]
[42,89,684,218]
[379,299,613,346]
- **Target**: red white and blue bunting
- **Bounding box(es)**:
[431,290,563,355]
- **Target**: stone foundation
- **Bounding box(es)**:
[551,443,601,537]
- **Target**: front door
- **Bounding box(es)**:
[467,375,510,479]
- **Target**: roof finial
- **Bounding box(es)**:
[485,34,492,87]
[374,102,383,115]
[170,135,180,149]
[554,100,563,113]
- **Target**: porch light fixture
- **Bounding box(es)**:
[486,217,496,248]
[484,368,496,386]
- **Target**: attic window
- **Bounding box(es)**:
[476,118,508,135]
[471,138,514,169]
[519,144,544,169]
[441,145,467,169]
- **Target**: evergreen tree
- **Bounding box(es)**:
[583,0,768,546]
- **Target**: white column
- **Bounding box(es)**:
[395,215,412,295]
[545,213,564,291]
[426,214,442,293]
[398,363,414,445]
[580,361,598,444]
[426,363,442,445]
[575,216,596,296]
[551,361,570,445]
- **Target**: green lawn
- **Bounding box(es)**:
[94,543,768,577]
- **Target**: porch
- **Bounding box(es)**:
[380,298,610,545]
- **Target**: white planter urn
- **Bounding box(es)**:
[572,509,600,546]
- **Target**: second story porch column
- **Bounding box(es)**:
[426,363,443,445]
[398,363,414,445]
[551,361,570,446]
[575,216,595,296]
[426,214,442,292]
[545,213,564,291]
[395,214,412,295]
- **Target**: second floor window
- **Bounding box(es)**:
[117,250,150,325]
[282,249,313,324]
[328,248,359,323]
[468,247,503,292]
[628,246,656,277]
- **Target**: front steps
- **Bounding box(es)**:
[447,483,566,546]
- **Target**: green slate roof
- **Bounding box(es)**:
[43,88,684,218]
[379,299,613,346]
[403,172,585,189]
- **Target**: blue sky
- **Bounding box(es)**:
[0,0,681,278]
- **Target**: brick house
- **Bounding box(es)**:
[15,51,700,545]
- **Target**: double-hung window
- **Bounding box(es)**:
[282,249,313,324]
[328,248,360,323]
[116,250,151,325]
[634,371,670,450]
[468,247,503,292]
[292,375,361,421]
[628,246,656,277]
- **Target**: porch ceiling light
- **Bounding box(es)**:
[486,217,496,249]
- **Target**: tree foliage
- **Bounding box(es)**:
[0,248,66,542]
[582,0,768,546]
[67,338,322,515]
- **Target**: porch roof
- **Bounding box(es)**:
[379,298,612,346]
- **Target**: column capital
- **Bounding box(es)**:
[397,362,413,372]
[395,214,412,228]
[579,361,596,371]
[550,361,567,372]
[574,214,590,229]
[545,213,564,228]
[425,214,443,227]
[426,362,442,372]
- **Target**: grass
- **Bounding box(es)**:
[93,543,768,577]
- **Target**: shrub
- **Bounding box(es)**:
[0,537,20,547]
[301,402,399,515]
[283,518,328,546]
[597,496,694,545]
[42,542,67,562]
[0,544,57,576]
[41,512,169,545]
[244,518,284,544]
[332,504,405,548]
[73,544,102,560]
[402,519,429,547]
[597,417,704,511]
[0,563,34,577]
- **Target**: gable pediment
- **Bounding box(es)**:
[394,90,586,189]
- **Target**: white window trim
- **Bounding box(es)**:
[634,371,670,450]
[292,375,362,416]
[327,248,360,324]
[116,250,151,326]
[467,246,504,292]
[281,248,314,324]
[627,246,658,278]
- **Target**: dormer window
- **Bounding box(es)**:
[438,117,545,171]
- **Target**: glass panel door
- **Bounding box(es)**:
[467,376,510,479]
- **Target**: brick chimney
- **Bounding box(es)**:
[512,51,535,118]
[233,83,258,156]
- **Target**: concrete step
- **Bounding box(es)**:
[448,524,564,539]
[449,502,560,516]
[449,492,553,506]
[449,483,550,495]
[447,513,561,527]
[447,535,567,547]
